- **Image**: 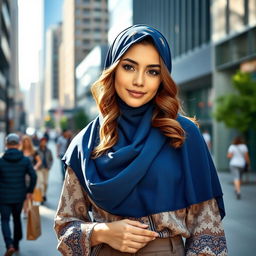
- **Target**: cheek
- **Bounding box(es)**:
[115,70,130,90]
[149,81,161,96]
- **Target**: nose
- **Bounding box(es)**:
[132,70,144,87]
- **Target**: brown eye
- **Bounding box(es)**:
[122,64,135,71]
[148,69,160,76]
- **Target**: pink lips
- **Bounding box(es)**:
[127,89,146,98]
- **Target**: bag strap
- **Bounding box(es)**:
[27,198,33,209]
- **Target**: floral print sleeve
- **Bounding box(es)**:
[185,199,227,256]
[54,167,97,256]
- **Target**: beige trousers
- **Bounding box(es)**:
[96,236,185,256]
[39,168,50,197]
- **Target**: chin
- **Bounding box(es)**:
[125,99,147,108]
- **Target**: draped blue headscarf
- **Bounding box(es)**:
[63,25,225,219]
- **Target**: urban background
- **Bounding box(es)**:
[0,0,256,255]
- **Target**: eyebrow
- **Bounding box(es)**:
[122,58,160,68]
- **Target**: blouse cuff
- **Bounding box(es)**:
[82,222,98,255]
[185,199,227,256]
[57,222,98,256]
[185,234,227,256]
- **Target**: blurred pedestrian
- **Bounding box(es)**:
[0,133,37,256]
[31,133,40,149]
[37,137,53,202]
[43,129,50,142]
[20,136,42,210]
[202,129,212,152]
[56,129,69,180]
[227,136,250,199]
[54,25,227,255]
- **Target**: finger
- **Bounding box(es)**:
[124,219,148,228]
[130,234,156,243]
[122,241,147,251]
[129,226,159,237]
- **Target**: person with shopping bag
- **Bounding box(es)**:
[20,135,42,210]
[0,133,37,256]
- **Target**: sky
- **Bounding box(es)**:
[44,0,63,33]
[18,0,43,90]
[18,0,63,91]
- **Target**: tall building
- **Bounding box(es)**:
[44,24,62,113]
[24,82,42,129]
[0,0,11,135]
[107,0,256,170]
[43,0,63,121]
[76,44,108,118]
[0,0,19,138]
[133,0,212,131]
[59,0,108,109]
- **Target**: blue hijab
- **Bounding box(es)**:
[63,25,225,219]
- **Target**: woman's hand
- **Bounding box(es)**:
[91,219,159,253]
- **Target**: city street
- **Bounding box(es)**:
[0,142,256,255]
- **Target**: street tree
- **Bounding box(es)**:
[73,109,90,131]
[214,71,256,133]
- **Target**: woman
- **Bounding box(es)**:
[227,136,250,199]
[54,25,227,256]
[20,135,42,209]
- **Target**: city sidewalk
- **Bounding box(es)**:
[220,171,256,256]
[0,142,256,255]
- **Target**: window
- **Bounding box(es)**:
[249,0,256,25]
[229,0,245,34]
[83,18,90,24]
[94,17,101,23]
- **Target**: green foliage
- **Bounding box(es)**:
[45,115,55,129]
[214,71,256,132]
[60,116,68,131]
[73,109,90,131]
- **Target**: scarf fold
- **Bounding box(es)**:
[63,100,225,218]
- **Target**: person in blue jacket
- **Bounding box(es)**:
[0,133,37,256]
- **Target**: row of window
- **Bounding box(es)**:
[133,0,210,58]
[76,17,107,25]
[212,0,256,41]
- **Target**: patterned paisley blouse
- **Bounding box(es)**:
[54,168,227,256]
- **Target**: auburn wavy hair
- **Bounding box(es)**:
[91,40,189,158]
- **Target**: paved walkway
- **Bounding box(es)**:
[0,142,256,255]
[220,172,256,256]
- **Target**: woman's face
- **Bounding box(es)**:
[23,139,29,147]
[114,43,161,108]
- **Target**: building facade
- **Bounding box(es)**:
[44,23,62,113]
[59,0,108,109]
[76,44,108,118]
[0,0,19,148]
[212,0,256,170]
